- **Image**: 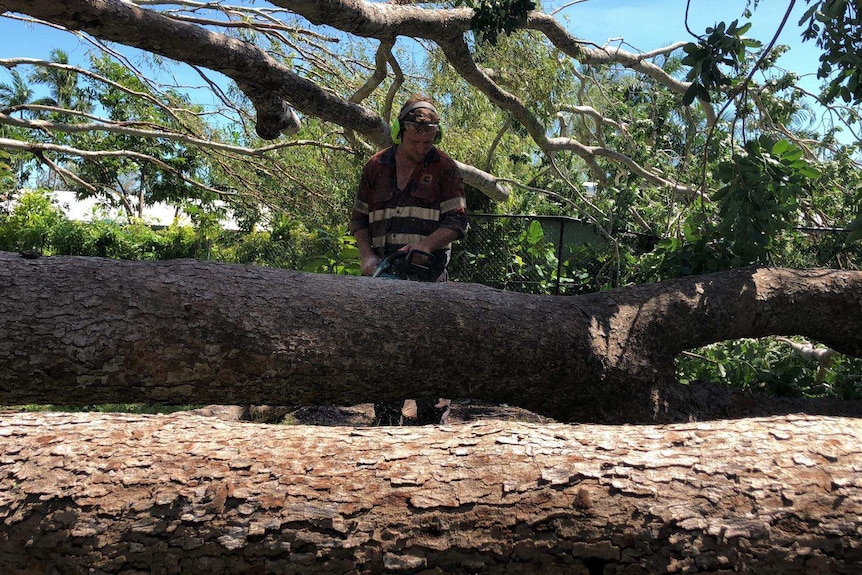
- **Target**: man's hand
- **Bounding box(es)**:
[353,228,380,276]
[361,254,381,276]
[398,244,431,266]
[398,228,459,264]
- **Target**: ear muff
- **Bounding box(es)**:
[390,101,443,144]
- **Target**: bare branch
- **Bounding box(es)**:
[350,40,393,104]
[0,57,192,129]
[2,0,834,204]
[31,149,97,193]
[0,136,230,198]
[440,35,700,198]
[0,111,353,156]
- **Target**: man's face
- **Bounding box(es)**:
[400,124,438,162]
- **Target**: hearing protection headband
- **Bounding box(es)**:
[390,101,443,144]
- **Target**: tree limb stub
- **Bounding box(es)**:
[2,251,862,422]
[1,412,860,573]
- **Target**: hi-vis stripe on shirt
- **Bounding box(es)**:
[369,205,439,224]
[355,198,465,220]
[353,199,369,215]
[441,197,467,213]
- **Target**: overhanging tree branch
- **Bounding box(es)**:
[0,110,354,156]
[0,0,724,202]
[0,137,229,198]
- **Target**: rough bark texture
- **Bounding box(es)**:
[2,251,862,422]
[1,411,860,574]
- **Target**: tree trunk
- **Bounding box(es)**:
[1,411,860,574]
[2,251,862,422]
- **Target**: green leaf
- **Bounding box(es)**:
[526,219,544,245]
[736,21,752,35]
[771,139,790,156]
[302,257,332,273]
[340,246,360,259]
[682,83,700,106]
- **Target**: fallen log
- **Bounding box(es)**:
[1,411,860,573]
[3,252,862,422]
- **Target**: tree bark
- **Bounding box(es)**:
[2,251,862,422]
[1,411,860,574]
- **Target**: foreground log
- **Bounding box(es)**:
[1,412,860,574]
[3,252,862,422]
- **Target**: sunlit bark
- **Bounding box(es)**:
[1,412,860,574]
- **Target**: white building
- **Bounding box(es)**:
[4,190,240,230]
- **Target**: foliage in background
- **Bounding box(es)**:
[6,403,200,415]
[799,0,862,104]
[0,189,66,253]
[711,136,819,266]
[299,225,361,276]
[681,19,762,105]
[0,189,359,273]
[452,217,565,293]
[678,338,862,401]
[0,149,12,192]
[454,0,536,46]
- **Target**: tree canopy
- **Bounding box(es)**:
[0,1,858,239]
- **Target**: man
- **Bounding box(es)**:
[349,94,468,282]
[349,95,468,424]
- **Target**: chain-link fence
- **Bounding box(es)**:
[186,213,611,295]
[449,214,608,295]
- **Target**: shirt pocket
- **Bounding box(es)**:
[369,174,395,205]
[409,173,438,204]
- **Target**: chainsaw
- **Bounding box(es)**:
[371,249,436,281]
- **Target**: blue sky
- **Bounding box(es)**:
[554,0,823,90]
[0,1,827,106]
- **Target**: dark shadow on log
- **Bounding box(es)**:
[658,379,862,422]
[175,386,862,427]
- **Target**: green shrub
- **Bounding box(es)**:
[677,337,862,400]
[0,189,66,253]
